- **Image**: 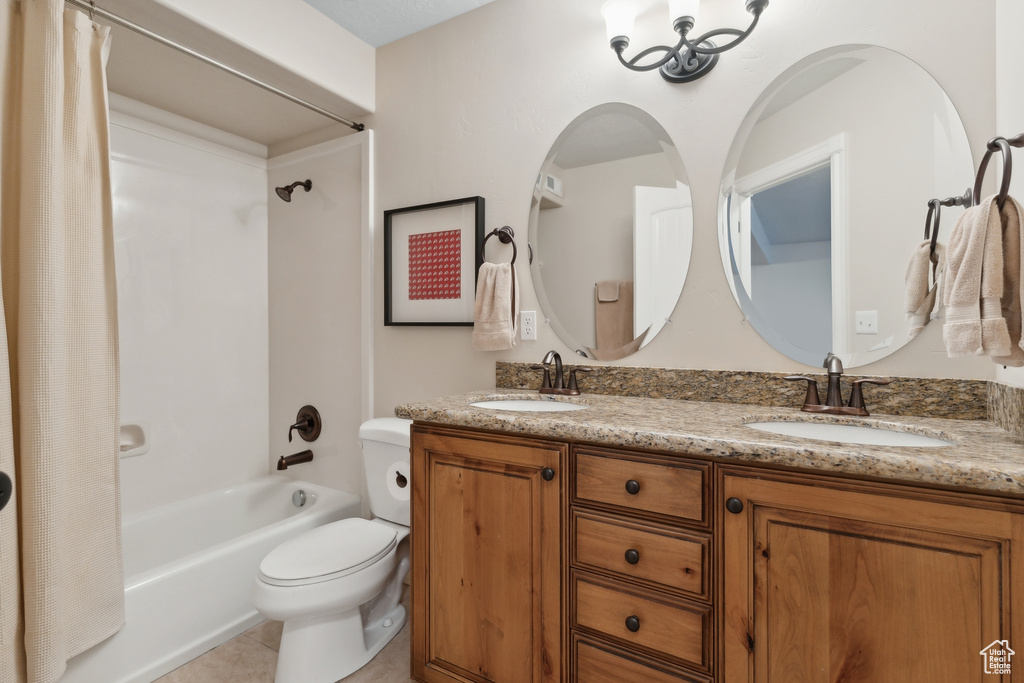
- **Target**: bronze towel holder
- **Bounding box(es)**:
[480,225,517,265]
[973,133,1024,211]
[923,187,972,255]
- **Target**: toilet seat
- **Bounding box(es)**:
[258,518,398,587]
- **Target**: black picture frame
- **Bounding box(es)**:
[383,196,485,326]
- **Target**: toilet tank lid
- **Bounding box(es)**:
[359,417,412,447]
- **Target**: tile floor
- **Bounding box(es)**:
[155,587,412,683]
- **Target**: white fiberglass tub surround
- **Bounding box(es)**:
[61,475,360,683]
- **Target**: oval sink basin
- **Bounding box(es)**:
[744,421,953,447]
[470,399,587,412]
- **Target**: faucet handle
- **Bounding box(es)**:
[784,375,821,408]
[530,364,552,389]
[848,378,892,412]
[567,367,591,392]
[288,405,322,443]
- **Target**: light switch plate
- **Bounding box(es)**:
[855,310,878,334]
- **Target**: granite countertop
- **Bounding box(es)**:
[394,389,1024,497]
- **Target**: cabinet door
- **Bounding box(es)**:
[721,469,1024,682]
[412,425,566,683]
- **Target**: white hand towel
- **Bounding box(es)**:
[904,240,944,339]
[993,196,1024,367]
[472,262,519,351]
[942,195,1012,357]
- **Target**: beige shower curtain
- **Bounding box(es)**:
[0,1,124,682]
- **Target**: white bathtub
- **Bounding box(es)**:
[61,474,361,683]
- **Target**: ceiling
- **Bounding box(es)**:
[750,165,832,266]
[554,112,667,169]
[302,0,496,48]
[99,0,496,150]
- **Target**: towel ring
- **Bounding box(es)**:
[481,226,517,265]
[974,134,1024,211]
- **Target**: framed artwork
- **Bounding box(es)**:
[384,196,485,325]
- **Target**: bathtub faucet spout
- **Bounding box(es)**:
[277,450,313,470]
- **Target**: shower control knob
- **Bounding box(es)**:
[288,405,322,443]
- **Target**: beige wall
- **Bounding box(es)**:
[369,0,998,414]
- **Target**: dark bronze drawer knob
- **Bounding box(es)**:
[625,479,640,495]
[624,548,640,565]
[625,615,640,632]
[726,497,744,514]
[541,467,555,481]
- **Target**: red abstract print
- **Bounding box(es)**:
[408,229,462,300]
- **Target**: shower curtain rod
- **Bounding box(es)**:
[64,0,366,132]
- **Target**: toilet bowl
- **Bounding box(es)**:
[251,417,412,683]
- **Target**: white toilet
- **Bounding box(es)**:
[251,417,413,683]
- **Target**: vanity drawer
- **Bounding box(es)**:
[572,634,711,683]
[572,572,711,671]
[573,512,709,599]
[574,449,708,524]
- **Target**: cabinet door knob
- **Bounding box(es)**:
[726,497,744,514]
[625,479,640,495]
[541,467,555,481]
[625,615,640,632]
[624,548,640,565]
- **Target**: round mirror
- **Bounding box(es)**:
[718,45,973,368]
[529,103,693,360]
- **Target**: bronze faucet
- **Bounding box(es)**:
[785,353,891,416]
[542,350,563,390]
[823,352,845,407]
[277,449,313,470]
[531,350,589,396]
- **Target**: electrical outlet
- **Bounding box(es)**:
[855,310,878,335]
[521,311,537,341]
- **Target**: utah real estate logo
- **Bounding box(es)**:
[980,640,1014,675]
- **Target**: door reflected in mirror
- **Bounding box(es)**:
[719,44,973,368]
[529,103,693,360]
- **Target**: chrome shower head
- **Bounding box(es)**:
[275,179,312,202]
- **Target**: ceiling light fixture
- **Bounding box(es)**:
[601,0,769,83]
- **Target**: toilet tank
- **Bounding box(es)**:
[358,418,412,526]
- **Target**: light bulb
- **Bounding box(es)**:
[601,0,636,43]
[668,0,700,24]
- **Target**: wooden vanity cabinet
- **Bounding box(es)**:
[410,422,1024,682]
[410,424,567,683]
[720,467,1024,682]
[569,446,713,682]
